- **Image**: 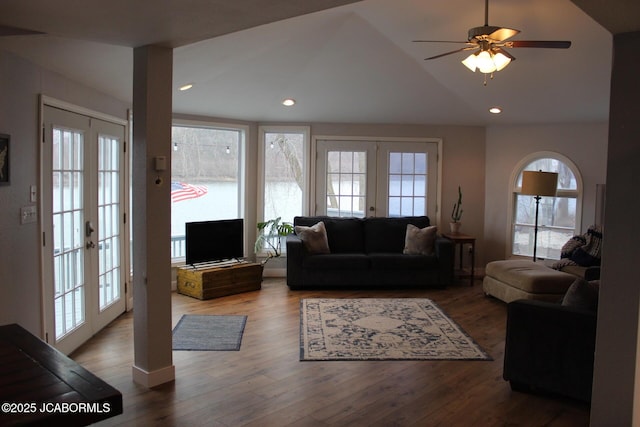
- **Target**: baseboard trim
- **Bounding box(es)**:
[132,364,175,388]
[262,267,286,278]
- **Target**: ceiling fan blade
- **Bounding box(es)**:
[488,27,520,42]
[508,40,571,49]
[0,25,44,36]
[413,40,472,44]
[425,47,476,60]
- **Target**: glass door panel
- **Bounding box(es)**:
[378,142,438,220]
[98,133,121,310]
[91,119,126,333]
[52,127,86,339]
[316,140,376,217]
[326,150,368,217]
[387,151,428,216]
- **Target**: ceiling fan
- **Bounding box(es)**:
[413,0,571,82]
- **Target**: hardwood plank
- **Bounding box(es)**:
[69,278,590,426]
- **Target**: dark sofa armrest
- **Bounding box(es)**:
[286,234,305,289]
[504,299,597,402]
[434,236,454,286]
[584,266,600,281]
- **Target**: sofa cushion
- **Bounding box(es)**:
[562,278,600,311]
[403,224,437,256]
[369,253,437,270]
[294,221,330,254]
[302,253,370,270]
[364,216,431,254]
[294,216,364,253]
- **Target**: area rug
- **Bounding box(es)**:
[172,314,247,351]
[300,298,491,361]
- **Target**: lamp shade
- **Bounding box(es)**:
[493,52,512,71]
[521,171,558,196]
[462,53,478,72]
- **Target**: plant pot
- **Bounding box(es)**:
[450,222,462,234]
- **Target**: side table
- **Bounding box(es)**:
[443,232,476,286]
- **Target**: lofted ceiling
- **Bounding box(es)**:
[0,0,624,126]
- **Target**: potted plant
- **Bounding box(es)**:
[254,217,294,265]
[450,186,463,233]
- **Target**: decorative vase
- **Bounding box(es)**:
[450,222,462,234]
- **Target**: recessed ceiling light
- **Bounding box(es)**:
[282,98,296,107]
[489,107,502,114]
[179,83,193,91]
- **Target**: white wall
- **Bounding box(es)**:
[484,123,609,263]
[0,51,129,336]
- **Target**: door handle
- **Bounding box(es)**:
[86,241,96,250]
[85,221,95,237]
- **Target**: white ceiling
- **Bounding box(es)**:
[0,0,620,125]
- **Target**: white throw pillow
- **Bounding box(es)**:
[403,224,437,256]
[294,221,330,254]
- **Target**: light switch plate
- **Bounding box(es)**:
[154,156,167,171]
[21,205,37,224]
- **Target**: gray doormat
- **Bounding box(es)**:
[172,314,247,351]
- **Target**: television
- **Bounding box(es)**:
[185,218,244,265]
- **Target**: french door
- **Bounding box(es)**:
[315,139,439,220]
[42,104,127,355]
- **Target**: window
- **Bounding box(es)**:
[171,121,245,259]
[511,153,582,260]
[258,126,309,253]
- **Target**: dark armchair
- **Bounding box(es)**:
[503,299,597,402]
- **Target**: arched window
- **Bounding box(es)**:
[510,152,582,260]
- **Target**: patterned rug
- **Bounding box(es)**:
[300,298,491,361]
[172,314,247,351]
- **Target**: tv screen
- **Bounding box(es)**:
[185,219,244,265]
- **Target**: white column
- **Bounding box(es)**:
[131,45,175,388]
[591,31,640,426]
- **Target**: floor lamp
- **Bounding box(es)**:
[521,171,558,262]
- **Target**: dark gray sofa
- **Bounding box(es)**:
[286,216,454,290]
[503,299,597,402]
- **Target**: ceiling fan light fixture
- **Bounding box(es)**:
[493,52,511,71]
[462,50,511,75]
[476,50,497,74]
[462,53,479,72]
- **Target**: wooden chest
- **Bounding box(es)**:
[177,262,262,300]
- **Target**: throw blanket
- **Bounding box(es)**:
[552,225,603,270]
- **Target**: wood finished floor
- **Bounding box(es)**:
[71,278,590,426]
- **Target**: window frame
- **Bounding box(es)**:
[170,118,248,262]
[257,125,310,256]
[507,151,583,260]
